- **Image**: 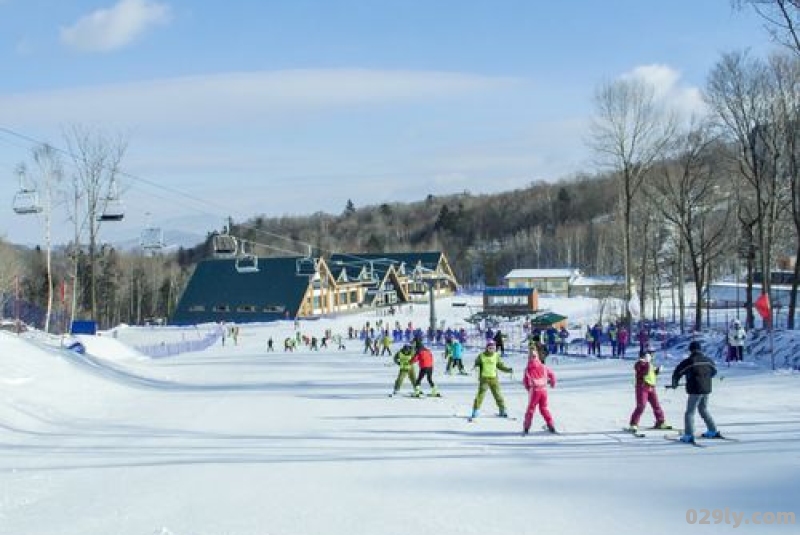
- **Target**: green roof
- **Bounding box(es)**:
[171,257,311,325]
[531,312,568,326]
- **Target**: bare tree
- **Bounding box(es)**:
[734,1,800,55]
[768,52,800,327]
[648,122,733,331]
[0,239,23,318]
[14,146,63,332]
[706,51,792,327]
[63,125,128,325]
[589,77,677,324]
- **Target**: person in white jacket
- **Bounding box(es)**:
[727,319,746,363]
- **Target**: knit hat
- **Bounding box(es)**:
[688,340,701,352]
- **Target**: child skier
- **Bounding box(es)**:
[470,340,513,418]
[626,346,669,433]
[411,344,439,397]
[727,320,746,363]
[391,344,417,396]
[445,337,466,375]
[522,349,557,434]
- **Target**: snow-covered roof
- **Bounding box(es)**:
[504,268,581,280]
[571,275,625,287]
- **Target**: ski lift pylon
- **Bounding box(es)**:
[140,212,165,252]
[140,228,165,253]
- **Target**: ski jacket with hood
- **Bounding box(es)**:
[671,350,717,395]
[523,357,556,391]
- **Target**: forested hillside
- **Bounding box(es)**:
[179,172,619,286]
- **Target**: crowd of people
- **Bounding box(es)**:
[384,325,731,443]
[223,314,743,442]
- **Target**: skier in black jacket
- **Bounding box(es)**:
[670,340,721,443]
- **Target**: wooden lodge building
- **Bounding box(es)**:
[171,251,458,325]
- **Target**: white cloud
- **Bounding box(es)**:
[60,0,172,52]
[621,64,708,119]
[0,69,517,127]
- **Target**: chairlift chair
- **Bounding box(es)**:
[235,254,259,273]
[97,178,124,221]
[296,257,317,276]
[12,168,43,215]
[234,241,259,273]
[97,197,125,221]
[212,234,238,258]
[13,188,43,215]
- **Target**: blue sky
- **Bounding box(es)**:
[0,0,775,246]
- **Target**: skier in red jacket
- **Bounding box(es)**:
[411,345,439,397]
[522,349,557,434]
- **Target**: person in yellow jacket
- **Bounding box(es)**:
[470,340,513,419]
[390,344,417,396]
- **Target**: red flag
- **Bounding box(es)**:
[755,293,771,321]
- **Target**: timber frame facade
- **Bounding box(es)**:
[171,251,459,325]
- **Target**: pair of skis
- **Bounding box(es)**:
[467,414,518,422]
[621,425,673,438]
[388,392,442,398]
[663,433,738,448]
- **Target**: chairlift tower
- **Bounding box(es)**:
[140,212,166,255]
[414,268,458,335]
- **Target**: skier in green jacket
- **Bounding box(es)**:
[471,340,513,418]
[391,344,417,396]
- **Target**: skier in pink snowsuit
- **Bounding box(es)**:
[627,346,669,432]
[522,350,557,434]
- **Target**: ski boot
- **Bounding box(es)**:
[498,409,508,418]
[546,424,557,434]
[652,422,672,430]
[702,430,722,439]
[679,434,695,444]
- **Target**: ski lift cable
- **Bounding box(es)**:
[2,126,373,262]
[2,126,319,257]
[0,126,225,217]
[234,221,314,257]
